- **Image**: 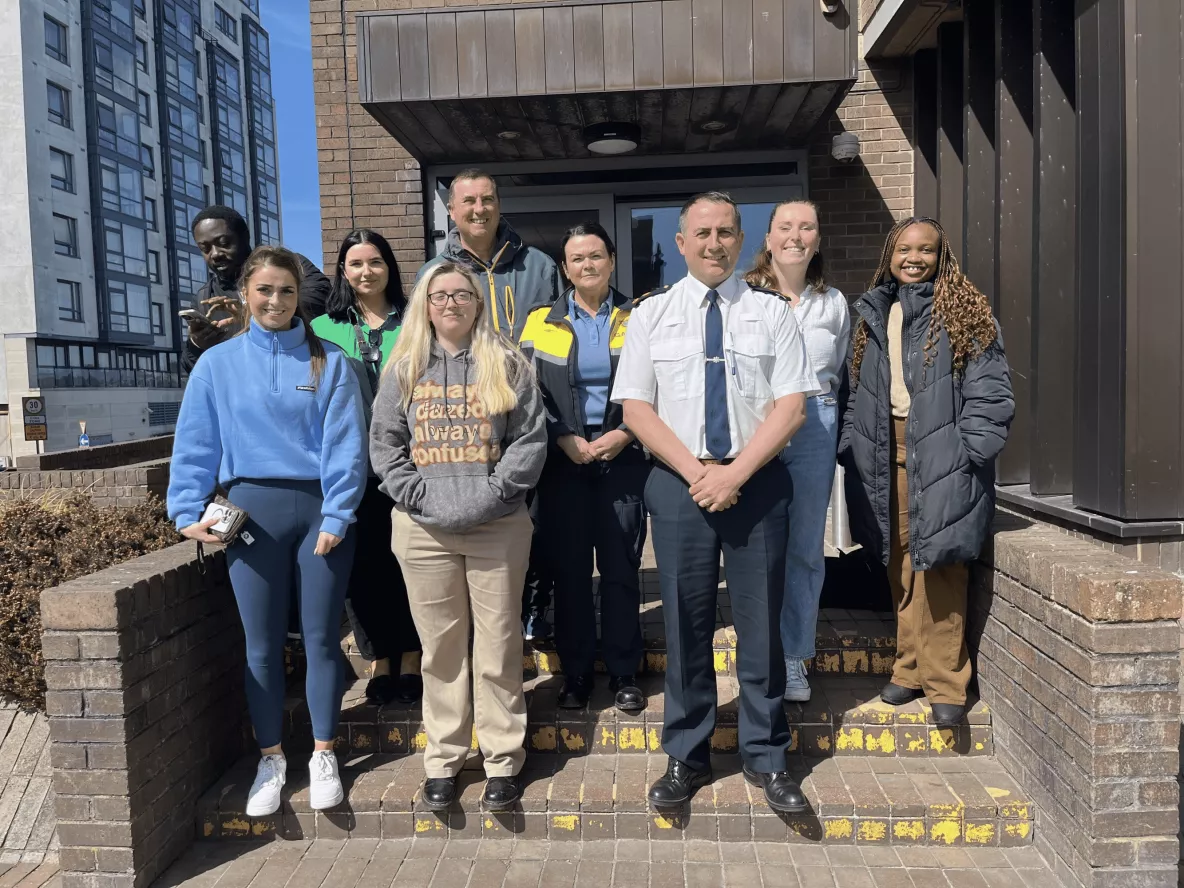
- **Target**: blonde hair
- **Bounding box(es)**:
[385,261,530,414]
[237,246,328,387]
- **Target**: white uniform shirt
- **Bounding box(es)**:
[794,285,851,396]
[611,273,818,459]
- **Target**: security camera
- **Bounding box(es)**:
[831,131,860,163]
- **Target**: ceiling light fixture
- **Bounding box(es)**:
[497,130,521,141]
[584,122,640,155]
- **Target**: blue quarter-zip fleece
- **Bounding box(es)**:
[168,318,368,537]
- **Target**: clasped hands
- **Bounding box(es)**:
[558,429,631,465]
[686,463,742,513]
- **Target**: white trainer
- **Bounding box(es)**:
[309,750,344,810]
[245,754,287,817]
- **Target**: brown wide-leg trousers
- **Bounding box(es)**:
[888,417,971,705]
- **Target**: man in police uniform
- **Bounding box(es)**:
[611,192,817,812]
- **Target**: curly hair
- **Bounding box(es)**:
[850,217,998,383]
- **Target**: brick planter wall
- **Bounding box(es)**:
[13,437,173,472]
[970,513,1183,888]
[0,463,169,507]
[41,542,246,888]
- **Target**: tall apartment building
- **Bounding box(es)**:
[0,0,281,460]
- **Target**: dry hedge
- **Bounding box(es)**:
[0,493,179,709]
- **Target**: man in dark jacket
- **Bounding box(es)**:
[417,170,562,640]
[180,206,332,374]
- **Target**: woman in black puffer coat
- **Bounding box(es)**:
[837,216,1013,727]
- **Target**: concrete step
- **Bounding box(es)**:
[282,676,992,760]
[196,752,1033,848]
[331,608,899,680]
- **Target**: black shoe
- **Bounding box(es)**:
[394,673,423,705]
[365,673,397,706]
[481,776,521,811]
[647,758,712,808]
[931,703,966,728]
[558,675,592,709]
[609,675,645,712]
[421,777,456,811]
[742,766,810,814]
[880,682,924,706]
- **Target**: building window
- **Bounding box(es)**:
[215,5,238,43]
[57,280,83,322]
[148,250,161,283]
[107,280,152,335]
[138,90,152,125]
[99,156,144,217]
[135,0,146,19]
[243,0,258,14]
[145,197,157,230]
[104,219,148,277]
[49,148,75,193]
[141,144,154,179]
[94,34,138,101]
[136,38,149,73]
[96,94,140,160]
[53,214,78,257]
[45,16,68,64]
[47,82,71,129]
[151,303,164,335]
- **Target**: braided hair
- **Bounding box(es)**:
[850,217,998,384]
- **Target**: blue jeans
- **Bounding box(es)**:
[779,394,839,659]
[226,479,356,749]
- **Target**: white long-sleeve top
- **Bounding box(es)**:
[794,285,851,396]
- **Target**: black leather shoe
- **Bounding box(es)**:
[931,703,966,728]
[481,776,521,811]
[609,675,645,712]
[880,682,924,706]
[365,673,397,705]
[558,675,592,709]
[647,758,712,808]
[421,777,456,811]
[394,673,423,705]
[742,766,810,814]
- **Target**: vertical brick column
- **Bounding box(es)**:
[41,543,246,888]
[971,514,1183,888]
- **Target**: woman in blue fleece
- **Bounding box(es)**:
[167,246,367,819]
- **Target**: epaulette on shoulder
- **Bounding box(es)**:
[750,285,793,304]
[633,284,672,307]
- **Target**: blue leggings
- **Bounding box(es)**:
[226,479,356,749]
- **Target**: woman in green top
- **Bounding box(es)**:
[311,229,421,705]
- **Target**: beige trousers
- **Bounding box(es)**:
[392,506,532,778]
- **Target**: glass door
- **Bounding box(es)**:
[614,185,805,298]
[498,194,616,287]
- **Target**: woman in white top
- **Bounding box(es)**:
[745,199,851,703]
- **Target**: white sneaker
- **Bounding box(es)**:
[245,754,286,817]
[309,750,344,810]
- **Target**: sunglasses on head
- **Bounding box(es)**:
[360,328,383,365]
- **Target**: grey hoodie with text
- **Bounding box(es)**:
[369,343,547,532]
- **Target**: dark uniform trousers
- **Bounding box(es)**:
[538,448,651,679]
[646,458,793,773]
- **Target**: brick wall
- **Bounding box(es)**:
[42,543,246,888]
[13,436,173,471]
[970,514,1182,888]
[311,3,912,299]
[0,463,169,508]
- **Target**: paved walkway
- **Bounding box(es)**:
[155,838,1066,888]
[0,704,57,866]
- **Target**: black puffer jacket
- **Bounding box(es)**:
[837,281,1013,570]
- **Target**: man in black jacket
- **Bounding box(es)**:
[180,206,332,374]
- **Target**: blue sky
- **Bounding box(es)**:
[259,0,323,264]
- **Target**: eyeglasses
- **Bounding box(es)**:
[427,289,475,307]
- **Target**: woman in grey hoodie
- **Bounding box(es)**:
[370,261,546,814]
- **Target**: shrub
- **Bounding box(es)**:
[0,493,179,709]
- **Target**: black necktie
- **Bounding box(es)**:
[704,289,732,459]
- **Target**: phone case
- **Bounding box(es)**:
[200,495,249,544]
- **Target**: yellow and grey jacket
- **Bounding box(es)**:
[519,287,639,453]
[416,220,561,341]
